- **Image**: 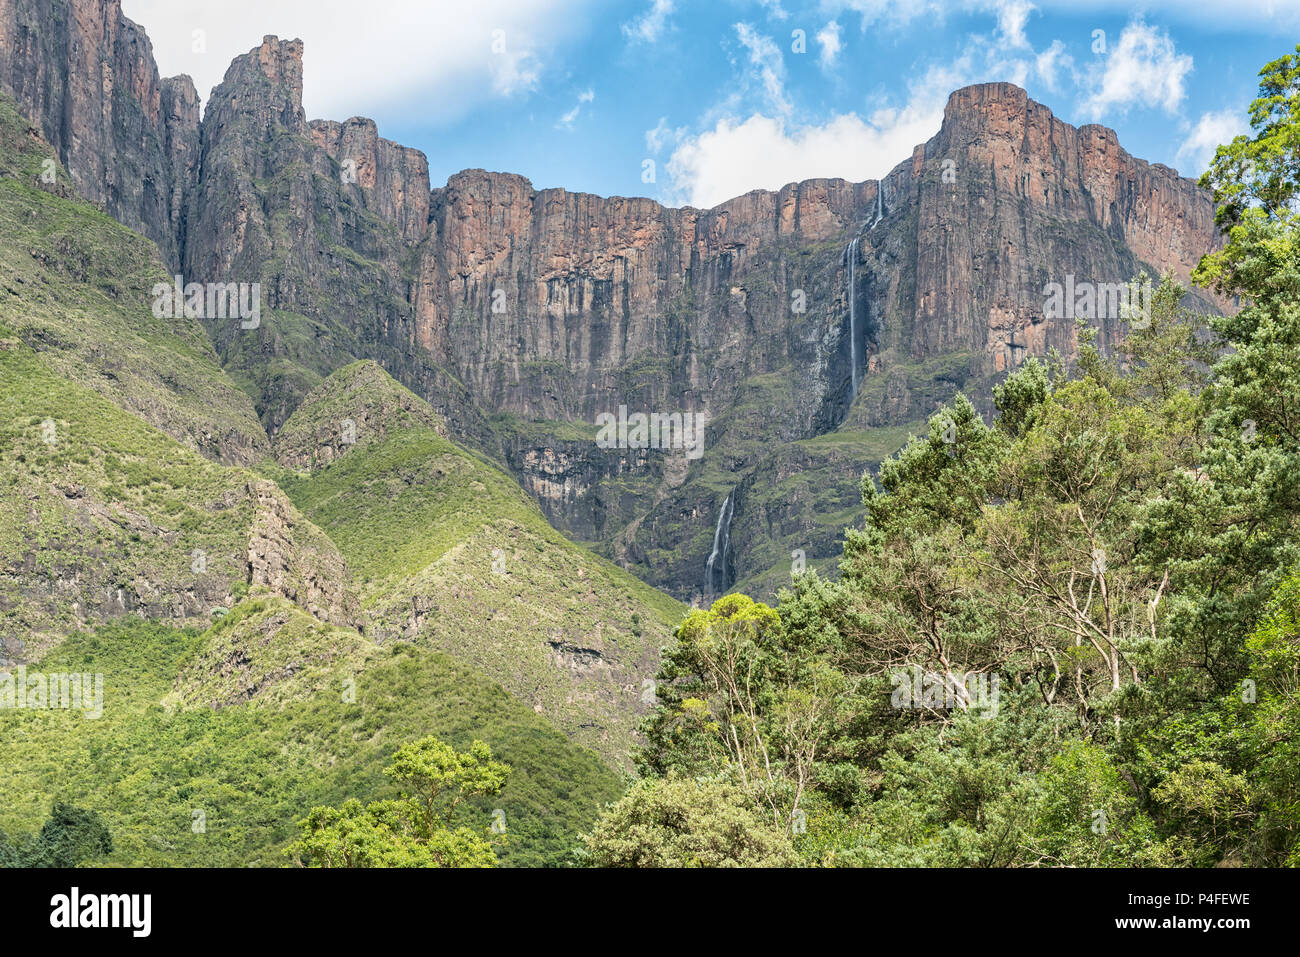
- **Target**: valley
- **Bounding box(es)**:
[1,0,1296,876]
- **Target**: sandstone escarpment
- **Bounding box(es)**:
[181,36,446,432]
[422,170,877,426]
[887,81,1222,375]
[310,117,431,244]
[173,41,1221,601]
[0,0,199,268]
[0,5,1227,600]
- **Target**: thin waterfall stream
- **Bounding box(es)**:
[704,493,734,598]
[845,236,860,397]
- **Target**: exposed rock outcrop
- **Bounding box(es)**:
[0,6,1228,599]
[272,359,448,470]
[0,0,199,268]
[245,478,358,628]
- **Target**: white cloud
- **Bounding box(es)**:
[664,68,951,208]
[492,47,544,98]
[1176,109,1248,176]
[645,116,686,154]
[622,0,675,44]
[661,2,1070,209]
[556,88,595,130]
[1034,39,1072,92]
[816,21,843,70]
[757,0,791,20]
[734,22,793,117]
[1080,19,1193,119]
[120,0,592,121]
[993,0,1034,50]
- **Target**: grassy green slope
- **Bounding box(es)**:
[0,606,623,867]
[0,93,270,466]
[0,333,255,657]
[0,101,671,862]
[266,361,687,766]
[0,322,365,659]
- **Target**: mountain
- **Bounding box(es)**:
[0,2,1225,602]
[0,76,677,862]
[0,0,1259,874]
[0,84,682,771]
[265,360,683,761]
[0,0,199,268]
[0,94,348,663]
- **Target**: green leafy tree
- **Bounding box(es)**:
[1140,56,1300,694]
[638,594,843,836]
[582,775,797,868]
[1031,742,1173,867]
[0,803,113,868]
[292,736,510,868]
[839,698,1055,868]
[1240,569,1300,861]
[1195,45,1300,297]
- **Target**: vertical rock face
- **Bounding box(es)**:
[875,82,1221,381]
[422,171,873,427]
[159,74,200,257]
[182,36,444,429]
[0,5,1227,600]
[0,0,198,267]
[244,479,358,629]
[411,82,1223,598]
[310,117,430,244]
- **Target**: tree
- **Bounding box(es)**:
[1140,55,1300,693]
[1031,742,1172,867]
[827,395,1013,717]
[638,594,843,837]
[291,736,510,868]
[1239,569,1300,862]
[384,736,510,831]
[293,800,497,869]
[582,775,797,868]
[0,803,113,868]
[0,829,19,868]
[1195,45,1300,298]
[975,278,1204,725]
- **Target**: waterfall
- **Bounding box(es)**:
[845,237,860,397]
[870,179,885,229]
[704,494,734,598]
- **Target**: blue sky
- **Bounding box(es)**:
[123,0,1297,209]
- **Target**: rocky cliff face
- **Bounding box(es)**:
[415,82,1222,599]
[866,83,1220,380]
[0,7,1226,601]
[0,0,198,268]
[181,36,454,431]
[422,170,874,426]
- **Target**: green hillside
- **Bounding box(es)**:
[0,91,680,865]
[0,94,270,467]
[267,361,686,764]
[0,606,623,867]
